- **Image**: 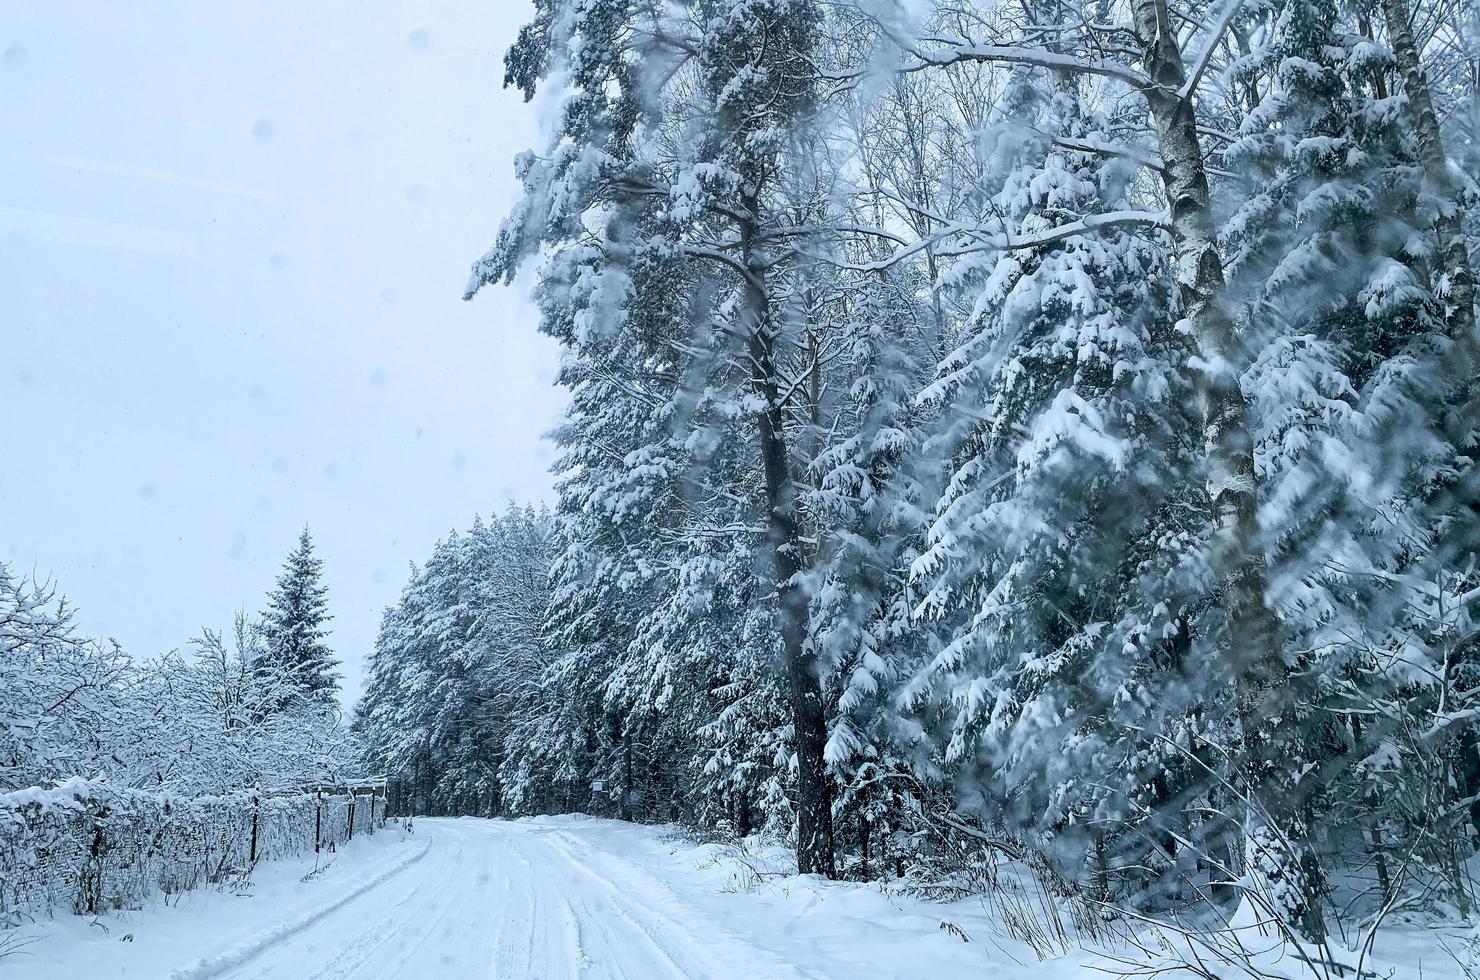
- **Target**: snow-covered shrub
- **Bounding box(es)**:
[0,779,385,925]
[0,564,361,798]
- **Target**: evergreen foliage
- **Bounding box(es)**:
[362,0,1480,943]
[260,527,340,704]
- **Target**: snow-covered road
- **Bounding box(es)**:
[210,818,818,980]
[8,814,1457,979]
[12,815,1079,979]
[10,814,990,979]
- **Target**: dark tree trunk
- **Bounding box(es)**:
[738,202,835,879]
[1458,725,1480,837]
[622,728,634,822]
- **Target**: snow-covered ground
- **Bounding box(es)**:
[0,815,1467,979]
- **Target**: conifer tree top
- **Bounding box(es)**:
[260,526,340,702]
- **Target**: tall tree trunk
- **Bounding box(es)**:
[623,727,634,821]
[739,206,836,879]
[1381,0,1480,843]
[1131,0,1326,943]
[1381,0,1477,374]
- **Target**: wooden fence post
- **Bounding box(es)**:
[84,813,106,915]
[315,789,323,854]
[348,792,356,842]
[249,788,260,865]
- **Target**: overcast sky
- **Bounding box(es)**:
[1,2,564,708]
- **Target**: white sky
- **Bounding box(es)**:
[0,2,565,709]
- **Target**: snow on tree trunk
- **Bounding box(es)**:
[1380,0,1478,382]
[738,207,836,878]
[1131,0,1326,942]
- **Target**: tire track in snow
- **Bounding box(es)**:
[502,823,692,980]
[168,818,825,980]
[166,834,432,980]
[489,832,542,978]
[535,825,822,980]
[304,831,474,980]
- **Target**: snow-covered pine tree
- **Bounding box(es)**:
[472,0,855,875]
[259,527,340,705]
[357,509,557,816]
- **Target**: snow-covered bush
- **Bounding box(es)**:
[1,564,360,797]
[0,778,384,925]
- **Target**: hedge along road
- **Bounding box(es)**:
[196,817,821,980]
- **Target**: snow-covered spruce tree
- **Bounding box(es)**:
[802,276,933,871]
[1213,0,1478,911]
[259,527,339,704]
[520,203,741,823]
[472,508,561,813]
[885,0,1479,936]
[873,0,1335,937]
[902,57,1206,907]
[1372,0,1480,890]
[612,522,782,827]
[458,508,561,815]
[357,508,556,816]
[358,534,470,814]
[402,528,497,814]
[477,0,702,821]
